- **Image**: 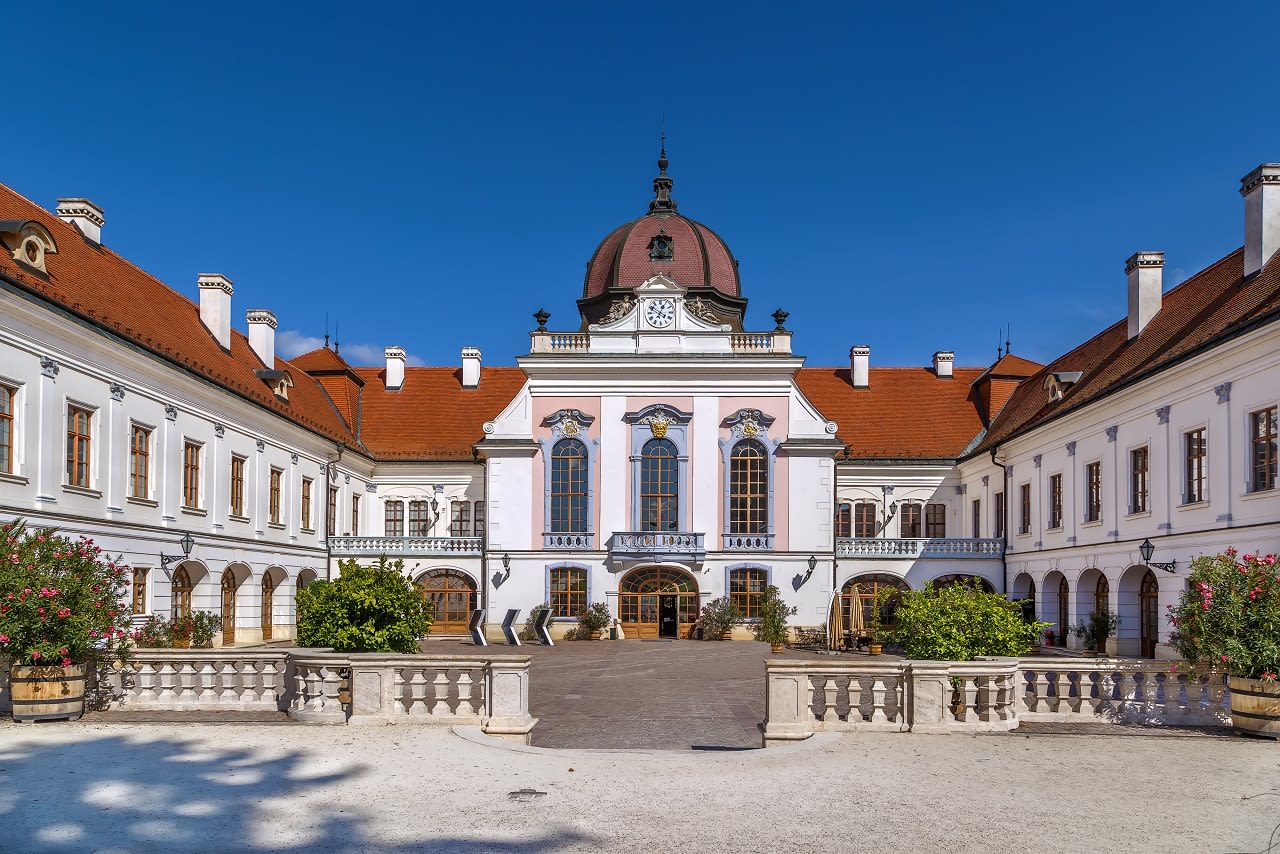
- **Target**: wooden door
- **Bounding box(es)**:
[417,570,476,634]
[261,574,274,641]
[221,570,237,646]
[1139,571,1159,658]
[619,566,698,640]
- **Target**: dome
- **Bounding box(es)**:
[582,145,741,300]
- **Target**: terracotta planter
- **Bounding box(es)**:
[868,642,883,656]
[770,642,785,654]
[11,664,86,722]
[173,638,191,649]
[589,629,603,641]
[720,630,733,641]
[1229,675,1280,739]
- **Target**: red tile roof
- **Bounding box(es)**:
[972,247,1280,456]
[583,212,740,298]
[292,347,365,430]
[796,367,990,459]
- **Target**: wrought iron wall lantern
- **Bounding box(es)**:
[1138,538,1176,573]
[492,552,512,588]
[159,532,196,579]
[794,555,818,591]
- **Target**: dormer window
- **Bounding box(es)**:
[1043,371,1083,402]
[0,220,58,274]
[254,368,294,402]
[648,229,673,261]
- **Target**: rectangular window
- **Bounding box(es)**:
[1019,483,1031,534]
[351,494,360,535]
[131,567,148,615]
[450,500,471,537]
[66,404,92,487]
[327,486,338,534]
[300,477,313,529]
[971,499,981,538]
[854,503,876,538]
[1048,473,1063,528]
[1252,407,1278,492]
[182,441,201,508]
[230,455,246,517]
[0,384,15,474]
[834,502,851,538]
[408,500,431,537]
[729,568,768,620]
[899,503,921,538]
[548,567,587,619]
[474,501,485,537]
[1185,428,1206,503]
[269,467,283,524]
[924,503,946,538]
[994,491,1005,538]
[1130,446,1149,513]
[385,500,404,537]
[1085,461,1102,522]
[129,424,150,499]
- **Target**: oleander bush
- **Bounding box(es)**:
[1169,549,1279,682]
[296,556,432,653]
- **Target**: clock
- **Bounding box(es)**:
[645,298,675,328]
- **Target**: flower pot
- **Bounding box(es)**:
[173,638,191,649]
[11,664,86,722]
[1228,675,1280,739]
[1082,649,1098,657]
[868,642,883,656]
[770,642,785,654]
[720,630,733,641]
[589,629,603,641]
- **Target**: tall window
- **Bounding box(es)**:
[971,499,981,538]
[269,467,283,524]
[550,438,588,533]
[729,439,768,534]
[230,455,246,517]
[129,425,150,499]
[1048,473,1063,528]
[171,566,192,620]
[182,441,200,508]
[899,503,922,538]
[450,500,471,537]
[1085,461,1102,522]
[548,566,587,619]
[409,500,431,536]
[66,404,92,487]
[300,477,313,529]
[994,491,1005,538]
[0,384,13,474]
[924,504,946,537]
[854,503,876,537]
[729,567,767,619]
[473,502,485,537]
[834,503,851,538]
[131,567,148,615]
[1252,407,1277,492]
[1018,484,1031,534]
[351,494,360,535]
[640,438,679,531]
[327,486,338,534]
[1130,446,1149,513]
[385,500,404,536]
[1185,428,1207,503]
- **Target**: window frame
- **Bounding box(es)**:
[473,501,485,537]
[625,404,692,532]
[549,437,589,534]
[971,498,981,538]
[1047,472,1063,529]
[547,564,589,620]
[129,423,151,500]
[1129,445,1149,514]
[351,493,360,536]
[834,502,851,539]
[384,499,405,537]
[924,503,946,538]
[1184,426,1207,504]
[994,491,1006,538]
[0,383,17,475]
[1250,406,1277,493]
[269,467,283,525]
[727,439,769,535]
[728,565,769,621]
[1084,461,1102,523]
[131,567,148,615]
[408,500,431,537]
[450,500,471,537]
[327,485,338,535]
[66,403,93,488]
[230,454,247,517]
[300,477,313,531]
[1018,483,1031,535]
[854,502,877,538]
[899,502,922,538]
[181,439,201,509]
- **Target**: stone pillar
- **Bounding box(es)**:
[483,658,538,744]
[907,661,954,734]
[763,663,813,745]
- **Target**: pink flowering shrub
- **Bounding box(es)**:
[0,519,133,668]
[1168,549,1279,682]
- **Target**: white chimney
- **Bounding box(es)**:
[385,346,406,390]
[1241,163,1280,277]
[1125,251,1164,339]
[55,198,104,243]
[850,345,870,389]
[247,309,277,366]
[933,350,954,378]
[197,273,234,350]
[461,347,482,389]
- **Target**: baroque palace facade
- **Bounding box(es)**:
[0,154,1277,653]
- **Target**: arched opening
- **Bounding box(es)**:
[1139,570,1159,658]
[416,568,477,635]
[220,569,238,646]
[171,566,193,620]
[933,574,996,593]
[1044,571,1069,647]
[728,439,768,534]
[261,568,285,642]
[1010,572,1035,622]
[840,574,910,639]
[550,438,588,534]
[619,565,698,639]
[640,438,679,531]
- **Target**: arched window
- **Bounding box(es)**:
[416,569,477,634]
[729,567,768,619]
[1021,578,1037,622]
[1056,577,1069,646]
[550,439,588,533]
[640,438,679,531]
[841,574,909,636]
[1140,570,1159,658]
[548,565,587,619]
[171,566,192,620]
[1094,574,1110,616]
[729,440,768,534]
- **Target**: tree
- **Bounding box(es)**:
[889,579,1049,660]
[295,556,432,653]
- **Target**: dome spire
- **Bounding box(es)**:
[649,133,677,214]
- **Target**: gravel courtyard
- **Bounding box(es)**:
[1,721,1276,854]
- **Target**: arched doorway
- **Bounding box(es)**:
[1093,574,1111,652]
[1056,575,1069,647]
[416,569,477,634]
[619,566,699,639]
[1139,570,1159,658]
[172,566,193,620]
[261,572,278,641]
[220,569,238,646]
[841,574,910,638]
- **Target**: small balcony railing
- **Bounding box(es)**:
[608,531,706,561]
[328,536,483,556]
[543,532,595,550]
[722,533,774,551]
[835,537,1005,560]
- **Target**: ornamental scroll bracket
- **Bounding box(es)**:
[722,408,776,440]
[543,408,596,439]
[623,404,693,439]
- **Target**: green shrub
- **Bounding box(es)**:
[576,602,612,637]
[296,556,432,653]
[753,585,797,645]
[698,596,742,638]
[1169,549,1280,681]
[889,580,1049,660]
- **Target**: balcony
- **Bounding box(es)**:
[722,533,774,551]
[328,536,483,556]
[835,537,1005,560]
[543,532,595,550]
[608,531,706,562]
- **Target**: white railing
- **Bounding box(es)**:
[722,533,774,551]
[608,531,706,558]
[543,532,594,550]
[835,537,1006,559]
[731,333,792,354]
[328,536,483,556]
[530,332,590,353]
[115,650,289,711]
[1015,659,1230,726]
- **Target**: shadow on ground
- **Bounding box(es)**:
[0,729,599,853]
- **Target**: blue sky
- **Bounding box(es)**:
[6,3,1275,371]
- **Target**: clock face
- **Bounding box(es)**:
[646,298,675,328]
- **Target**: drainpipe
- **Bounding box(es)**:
[477,450,490,627]
[992,446,1009,595]
[325,443,344,581]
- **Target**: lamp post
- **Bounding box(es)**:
[160,532,195,579]
[492,552,512,588]
[1138,538,1176,573]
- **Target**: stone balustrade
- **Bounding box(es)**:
[543,532,594,549]
[835,537,1006,559]
[608,531,706,560]
[327,536,483,556]
[530,332,590,353]
[722,533,774,551]
[118,650,289,711]
[1015,658,1230,726]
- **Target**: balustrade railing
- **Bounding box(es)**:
[543,532,594,550]
[608,531,706,559]
[530,332,590,353]
[328,536,483,556]
[115,650,289,712]
[835,537,1005,559]
[1015,659,1230,725]
[722,533,774,551]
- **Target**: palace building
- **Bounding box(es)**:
[0,154,1277,652]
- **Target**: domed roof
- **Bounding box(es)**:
[583,145,740,299]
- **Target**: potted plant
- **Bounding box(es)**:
[1170,549,1280,739]
[753,585,798,653]
[699,597,742,640]
[0,520,134,722]
[169,614,195,649]
[576,602,612,640]
[191,611,221,648]
[1072,609,1120,656]
[865,587,894,655]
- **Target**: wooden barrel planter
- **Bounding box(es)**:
[11,664,86,723]
[1229,675,1280,739]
